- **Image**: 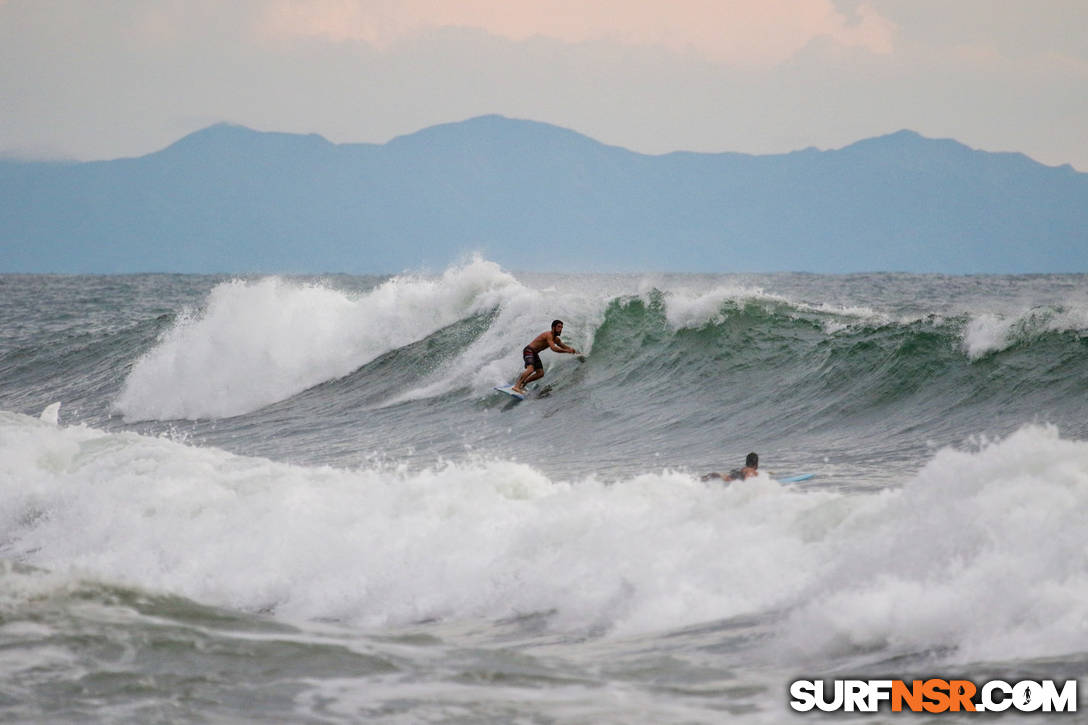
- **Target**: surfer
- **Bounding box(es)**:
[701,452,759,482]
[511,320,578,395]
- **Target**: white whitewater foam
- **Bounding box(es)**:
[3,410,1087,663]
[660,284,787,330]
[656,283,893,334]
[114,258,523,420]
[963,305,1088,359]
[962,312,1012,359]
[0,410,834,635]
[779,424,1088,664]
[38,402,60,426]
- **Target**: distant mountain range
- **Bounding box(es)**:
[2,115,1085,273]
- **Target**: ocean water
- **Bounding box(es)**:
[2,259,1087,723]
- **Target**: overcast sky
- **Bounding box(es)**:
[2,0,1085,169]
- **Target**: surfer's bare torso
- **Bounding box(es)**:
[526,330,563,354]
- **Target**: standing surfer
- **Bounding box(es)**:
[511,320,578,395]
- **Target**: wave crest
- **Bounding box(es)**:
[114,258,520,420]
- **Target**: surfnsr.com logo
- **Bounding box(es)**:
[789,679,1078,714]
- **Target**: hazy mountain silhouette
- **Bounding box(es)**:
[2,115,1085,273]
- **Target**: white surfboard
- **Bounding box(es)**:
[493,385,525,401]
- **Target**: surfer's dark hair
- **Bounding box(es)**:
[551,319,563,329]
[746,452,758,468]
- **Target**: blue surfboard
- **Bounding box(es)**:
[775,473,815,483]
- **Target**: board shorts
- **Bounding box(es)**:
[522,346,543,371]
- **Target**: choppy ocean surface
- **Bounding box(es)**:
[2,259,1087,723]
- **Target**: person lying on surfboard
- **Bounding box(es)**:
[511,319,578,395]
[701,452,759,482]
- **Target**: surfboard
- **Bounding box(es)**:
[703,472,815,483]
[493,385,525,401]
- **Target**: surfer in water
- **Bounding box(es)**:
[701,452,759,482]
[511,320,578,395]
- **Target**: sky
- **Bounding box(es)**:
[1,0,1086,170]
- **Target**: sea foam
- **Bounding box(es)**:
[114,258,522,420]
[963,305,1088,359]
[780,424,1088,665]
[0,410,832,633]
[3,411,1087,664]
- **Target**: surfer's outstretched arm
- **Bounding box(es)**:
[547,335,577,354]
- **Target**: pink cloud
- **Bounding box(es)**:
[256,0,896,65]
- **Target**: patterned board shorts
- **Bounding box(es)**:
[522,346,543,371]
